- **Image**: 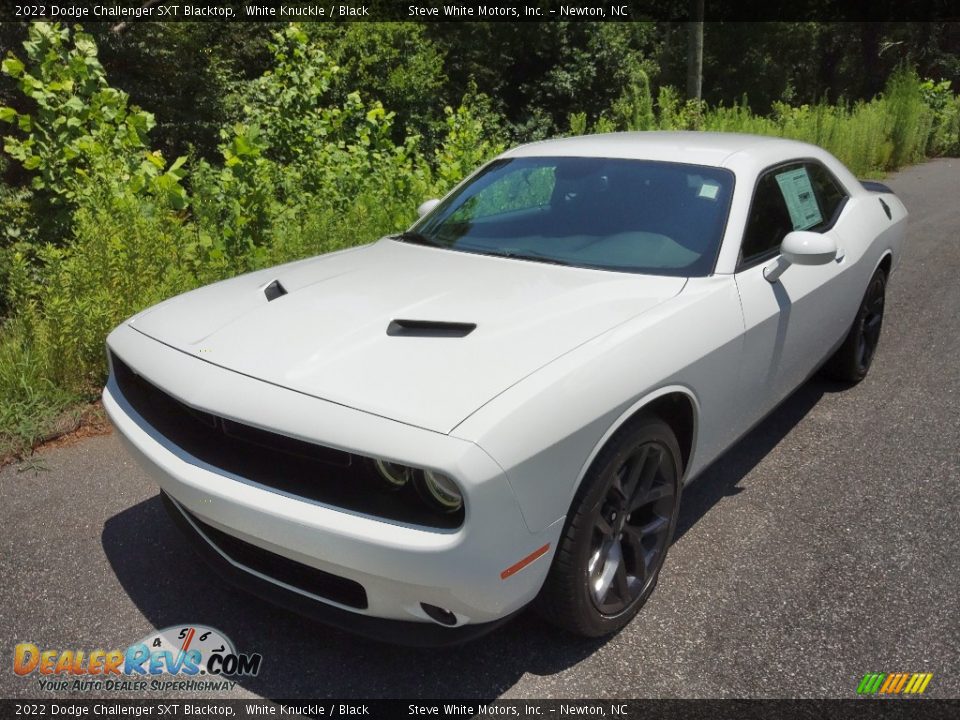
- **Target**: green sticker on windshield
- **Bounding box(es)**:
[775,167,822,230]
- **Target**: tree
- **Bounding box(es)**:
[686,0,704,100]
[425,22,658,141]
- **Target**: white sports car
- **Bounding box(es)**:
[104,132,907,644]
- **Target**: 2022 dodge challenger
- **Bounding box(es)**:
[104,132,907,644]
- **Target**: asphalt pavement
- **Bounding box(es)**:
[2,159,958,701]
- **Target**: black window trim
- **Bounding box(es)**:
[735,157,850,273]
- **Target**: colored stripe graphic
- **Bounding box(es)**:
[894,674,909,693]
[857,674,884,694]
[857,673,933,695]
[879,674,897,693]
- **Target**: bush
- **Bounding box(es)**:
[0,24,957,459]
[0,23,188,241]
[568,65,957,178]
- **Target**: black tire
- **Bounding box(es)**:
[823,268,887,383]
[536,414,683,637]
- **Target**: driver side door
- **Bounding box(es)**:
[734,160,853,424]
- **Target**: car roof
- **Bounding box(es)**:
[500,131,823,169]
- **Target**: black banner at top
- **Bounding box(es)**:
[0,0,957,23]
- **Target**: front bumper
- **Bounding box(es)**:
[104,323,560,640]
[159,492,518,646]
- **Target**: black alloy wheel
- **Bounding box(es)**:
[823,267,887,383]
[537,414,682,637]
[587,441,676,615]
[855,272,886,376]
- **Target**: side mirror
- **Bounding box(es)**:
[417,198,440,218]
[764,231,838,282]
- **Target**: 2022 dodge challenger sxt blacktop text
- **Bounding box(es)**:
[104,132,907,644]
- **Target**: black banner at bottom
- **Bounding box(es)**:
[3,699,960,719]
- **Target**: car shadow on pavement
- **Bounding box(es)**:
[674,375,846,541]
[101,375,846,699]
[102,495,605,699]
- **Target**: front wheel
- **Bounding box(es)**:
[823,268,887,383]
[536,414,682,637]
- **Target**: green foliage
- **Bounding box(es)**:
[189,26,443,268]
[0,316,79,459]
[305,23,447,147]
[84,22,264,162]
[429,22,659,142]
[919,77,960,155]
[611,68,656,132]
[432,84,505,191]
[569,65,959,178]
[8,193,197,388]
[0,22,187,240]
[0,23,958,459]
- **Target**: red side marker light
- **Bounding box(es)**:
[500,543,551,580]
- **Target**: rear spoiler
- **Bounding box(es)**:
[860,180,895,194]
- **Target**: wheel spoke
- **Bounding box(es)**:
[588,535,607,576]
[620,526,647,582]
[636,513,669,538]
[864,319,882,346]
[629,524,663,575]
[595,514,615,537]
[591,539,622,604]
[630,481,673,511]
[613,559,631,601]
[619,446,649,502]
[628,446,661,506]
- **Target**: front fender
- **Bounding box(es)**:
[452,276,744,533]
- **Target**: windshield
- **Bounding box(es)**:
[405,156,735,276]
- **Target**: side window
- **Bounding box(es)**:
[805,162,848,225]
[740,161,848,268]
[740,169,795,265]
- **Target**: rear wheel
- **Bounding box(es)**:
[537,414,682,637]
[823,268,887,383]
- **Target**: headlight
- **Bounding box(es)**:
[414,469,464,513]
[372,458,412,489]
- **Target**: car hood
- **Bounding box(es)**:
[131,239,685,433]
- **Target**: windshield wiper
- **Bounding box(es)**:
[391,231,442,247]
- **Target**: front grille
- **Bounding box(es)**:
[179,502,368,609]
[110,352,463,528]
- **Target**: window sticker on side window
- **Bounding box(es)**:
[774,167,823,230]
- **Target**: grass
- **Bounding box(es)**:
[573,67,959,179]
[0,319,80,461]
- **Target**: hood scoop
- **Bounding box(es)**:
[263,280,287,302]
[386,319,476,338]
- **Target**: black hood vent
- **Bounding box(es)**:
[263,280,287,302]
[387,319,476,338]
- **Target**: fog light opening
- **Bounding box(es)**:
[420,603,458,626]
